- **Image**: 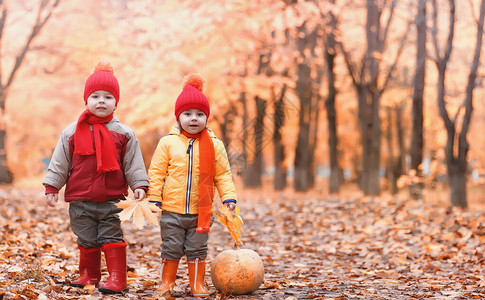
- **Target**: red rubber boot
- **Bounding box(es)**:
[71,245,101,287]
[98,242,127,294]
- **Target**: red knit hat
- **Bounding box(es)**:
[174,73,210,119]
[83,60,120,104]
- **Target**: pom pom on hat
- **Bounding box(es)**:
[83,60,120,104]
[182,73,205,92]
[175,73,210,119]
[94,60,114,73]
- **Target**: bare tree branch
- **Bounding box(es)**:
[0,1,6,41]
[0,4,5,41]
[433,0,456,131]
[6,0,60,88]
[379,20,412,96]
[380,0,397,51]
[452,105,462,124]
[431,0,440,64]
[443,0,456,64]
[336,41,359,87]
[460,0,485,161]
[0,0,7,86]
[467,0,478,25]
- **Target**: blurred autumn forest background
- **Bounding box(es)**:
[1,0,485,209]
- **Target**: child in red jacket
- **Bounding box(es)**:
[43,60,148,294]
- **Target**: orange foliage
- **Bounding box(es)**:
[1,0,484,195]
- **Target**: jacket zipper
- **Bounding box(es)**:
[161,174,168,200]
[186,139,195,214]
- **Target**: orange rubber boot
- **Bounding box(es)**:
[158,259,179,295]
[188,258,210,297]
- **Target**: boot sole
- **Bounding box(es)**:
[70,282,100,288]
[98,288,125,294]
[192,293,210,297]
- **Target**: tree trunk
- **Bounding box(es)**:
[307,67,323,189]
[324,24,340,194]
[273,85,287,190]
[0,92,13,183]
[358,88,381,195]
[294,62,312,191]
[431,0,483,208]
[243,96,266,188]
[358,1,382,196]
[410,0,427,199]
[443,0,484,207]
[239,91,249,176]
[386,105,405,194]
[338,1,403,195]
[396,104,405,183]
[242,49,272,188]
[217,104,236,150]
[448,160,467,208]
[293,19,319,192]
[0,128,13,183]
[385,108,397,194]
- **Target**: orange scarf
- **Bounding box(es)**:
[182,128,214,233]
[74,110,120,173]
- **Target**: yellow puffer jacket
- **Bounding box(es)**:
[147,126,237,214]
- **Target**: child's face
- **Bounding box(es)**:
[86,90,117,117]
[179,109,207,134]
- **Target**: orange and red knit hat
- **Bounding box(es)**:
[174,73,210,119]
[83,60,120,104]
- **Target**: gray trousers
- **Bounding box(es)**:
[69,200,124,249]
[160,211,214,261]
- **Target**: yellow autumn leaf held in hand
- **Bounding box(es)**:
[214,205,244,246]
[116,197,161,229]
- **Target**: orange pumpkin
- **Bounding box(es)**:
[210,248,264,295]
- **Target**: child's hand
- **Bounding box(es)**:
[224,201,236,211]
[46,193,58,207]
[134,188,146,201]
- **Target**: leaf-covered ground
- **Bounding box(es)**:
[1,186,485,299]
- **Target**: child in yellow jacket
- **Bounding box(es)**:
[147,73,237,297]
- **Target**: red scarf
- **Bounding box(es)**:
[74,110,120,173]
[182,129,214,233]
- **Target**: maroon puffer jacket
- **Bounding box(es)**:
[43,117,148,202]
